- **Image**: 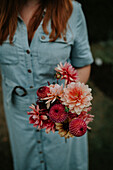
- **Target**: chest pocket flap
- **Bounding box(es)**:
[37,32,74,65]
[0,35,19,65]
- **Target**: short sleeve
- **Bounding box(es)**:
[70,3,94,68]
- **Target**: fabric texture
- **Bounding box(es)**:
[0,1,93,170]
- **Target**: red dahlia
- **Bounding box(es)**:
[69,118,87,137]
[37,86,50,98]
[68,112,77,120]
[49,104,68,123]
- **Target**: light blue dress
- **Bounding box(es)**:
[0,1,93,170]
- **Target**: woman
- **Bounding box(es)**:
[0,0,93,170]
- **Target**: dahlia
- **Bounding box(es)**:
[76,108,94,130]
[68,107,94,129]
[37,86,50,98]
[69,118,87,137]
[55,62,79,84]
[61,82,93,115]
[42,84,63,109]
[27,104,48,129]
[36,100,47,110]
[56,119,74,139]
[42,119,56,133]
[49,104,68,123]
[68,111,77,120]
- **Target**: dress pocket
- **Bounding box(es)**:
[37,32,74,65]
[0,35,19,65]
[2,76,31,130]
[2,76,29,108]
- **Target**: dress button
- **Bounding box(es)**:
[28,69,32,73]
[40,160,44,163]
[37,140,41,143]
[39,151,43,154]
[41,36,46,40]
[26,50,30,54]
[30,86,33,89]
[36,129,40,132]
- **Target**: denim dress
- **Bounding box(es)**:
[0,2,93,170]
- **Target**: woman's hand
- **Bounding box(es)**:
[76,65,91,84]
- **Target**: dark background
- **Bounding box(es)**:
[79,0,113,42]
[0,0,113,170]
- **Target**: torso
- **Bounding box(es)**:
[0,1,83,88]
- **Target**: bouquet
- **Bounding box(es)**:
[27,62,94,139]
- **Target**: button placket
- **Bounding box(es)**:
[28,69,32,73]
[40,131,46,168]
[36,130,45,168]
[19,20,45,169]
[25,50,34,89]
[26,50,30,54]
[39,151,43,154]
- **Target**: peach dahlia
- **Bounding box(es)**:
[61,82,93,115]
[42,84,63,109]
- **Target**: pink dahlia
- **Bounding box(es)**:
[68,107,94,129]
[49,104,68,123]
[42,119,56,133]
[28,104,56,133]
[55,62,79,84]
[61,82,93,115]
[69,118,87,137]
[42,84,63,109]
[37,86,50,98]
[76,108,94,130]
[27,104,48,129]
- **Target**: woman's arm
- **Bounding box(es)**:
[76,65,91,84]
[70,3,93,82]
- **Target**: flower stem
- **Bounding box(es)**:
[65,138,67,143]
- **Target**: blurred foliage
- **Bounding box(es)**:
[91,40,113,65]
[88,81,113,170]
[77,0,113,42]
[90,40,113,100]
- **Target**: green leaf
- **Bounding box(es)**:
[65,106,69,113]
